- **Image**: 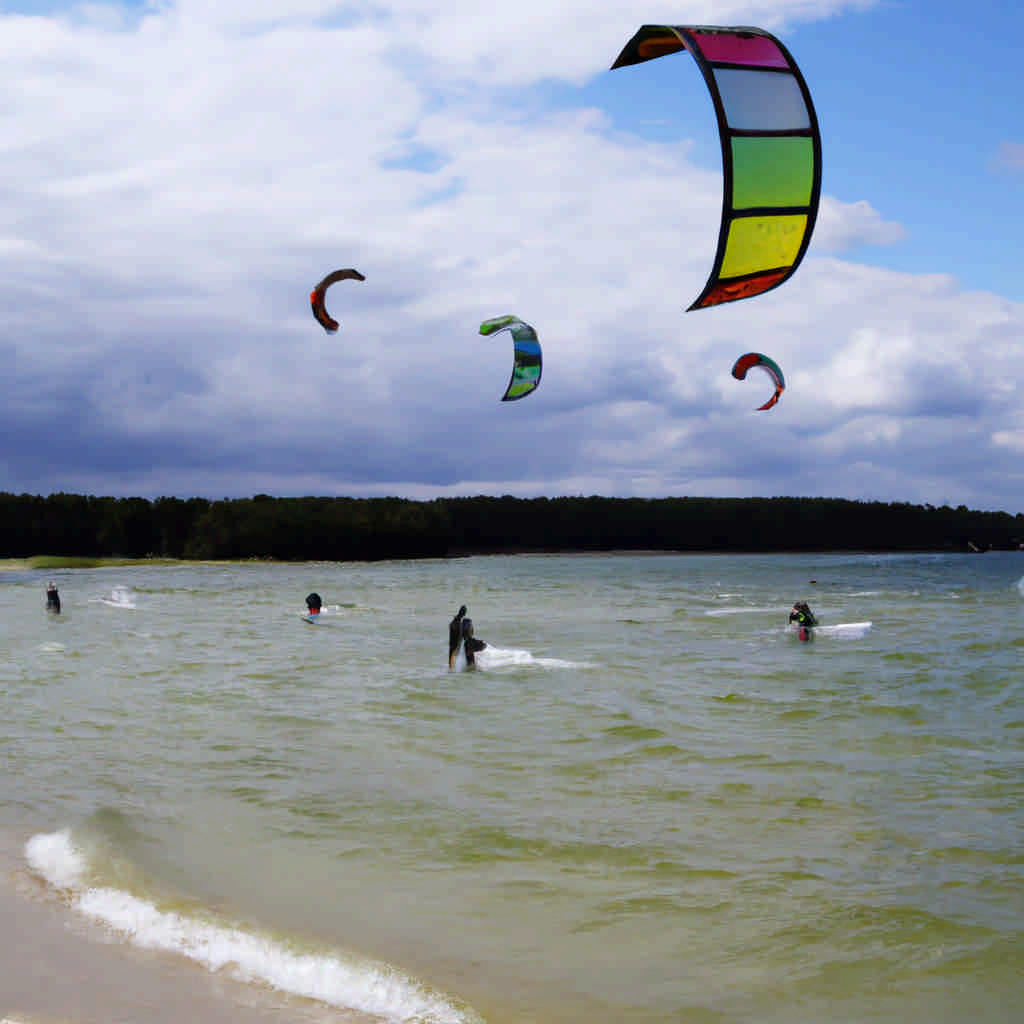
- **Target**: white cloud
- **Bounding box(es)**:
[0,1,1020,514]
[372,0,882,85]
[811,197,906,252]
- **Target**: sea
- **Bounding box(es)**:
[1,551,1022,1024]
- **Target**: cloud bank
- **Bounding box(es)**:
[1,1,1021,512]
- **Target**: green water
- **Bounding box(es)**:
[2,552,1022,1023]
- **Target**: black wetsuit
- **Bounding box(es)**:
[461,617,487,668]
[46,586,60,613]
[448,606,467,668]
[789,604,817,629]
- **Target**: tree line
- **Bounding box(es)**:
[1,492,1022,561]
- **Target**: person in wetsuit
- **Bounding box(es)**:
[448,605,467,669]
[305,592,322,617]
[788,601,817,636]
[45,581,61,614]
[460,616,487,669]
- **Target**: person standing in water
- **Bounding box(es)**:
[448,605,467,669]
[45,582,61,614]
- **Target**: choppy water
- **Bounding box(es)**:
[2,552,1023,1024]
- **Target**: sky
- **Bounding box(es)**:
[1,0,1022,512]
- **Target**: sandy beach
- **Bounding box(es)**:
[0,835,339,1024]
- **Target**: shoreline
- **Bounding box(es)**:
[2,546,1019,573]
[0,831,350,1024]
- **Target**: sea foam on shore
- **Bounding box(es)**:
[23,829,480,1024]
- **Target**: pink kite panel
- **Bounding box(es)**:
[689,31,788,69]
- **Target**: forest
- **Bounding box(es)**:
[1,492,1022,562]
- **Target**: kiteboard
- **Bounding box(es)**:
[790,621,872,640]
[300,612,322,624]
[818,621,872,638]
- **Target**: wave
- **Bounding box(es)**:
[25,829,481,1024]
[451,644,592,671]
[477,645,593,670]
[93,585,138,610]
[704,605,785,616]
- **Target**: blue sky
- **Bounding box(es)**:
[0,0,1022,512]
[551,1,1023,301]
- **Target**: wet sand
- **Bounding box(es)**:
[0,835,345,1024]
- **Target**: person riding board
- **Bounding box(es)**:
[46,581,61,614]
[305,592,322,617]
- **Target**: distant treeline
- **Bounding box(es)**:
[1,492,1022,561]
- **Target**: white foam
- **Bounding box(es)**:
[477,646,592,670]
[95,585,137,609]
[704,606,781,616]
[297,604,347,622]
[25,830,480,1024]
[1017,575,1024,597]
[25,829,88,889]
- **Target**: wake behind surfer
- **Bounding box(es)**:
[45,581,61,614]
[448,605,467,669]
[461,616,487,669]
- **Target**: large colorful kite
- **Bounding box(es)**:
[479,316,543,402]
[612,25,821,311]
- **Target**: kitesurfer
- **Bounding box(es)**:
[448,605,467,669]
[789,601,817,639]
[305,592,322,617]
[461,616,487,669]
[45,581,61,614]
